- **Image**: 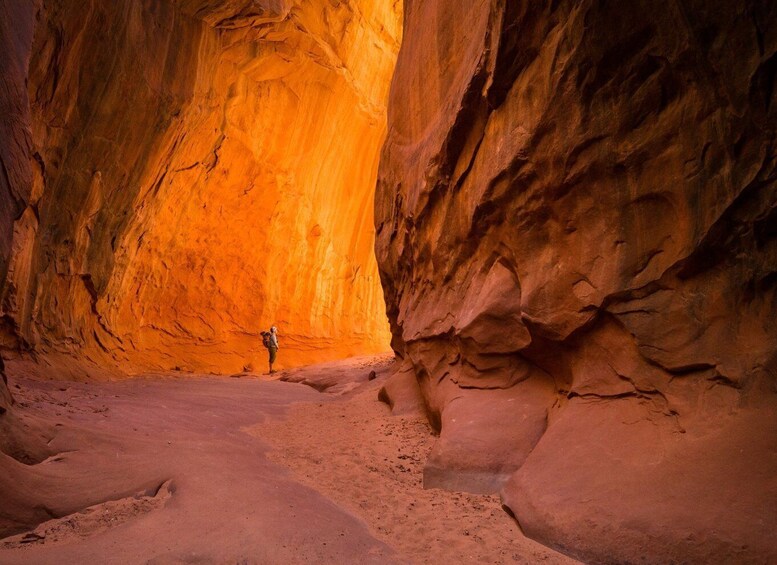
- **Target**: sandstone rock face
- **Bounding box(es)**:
[0,0,38,431]
[376,0,777,562]
[0,0,400,373]
[0,361,12,417]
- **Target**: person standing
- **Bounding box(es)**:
[267,325,279,374]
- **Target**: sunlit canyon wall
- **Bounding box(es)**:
[0,0,401,374]
[376,1,777,562]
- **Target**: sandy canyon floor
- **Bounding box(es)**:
[0,355,576,564]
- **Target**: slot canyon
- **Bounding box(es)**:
[0,0,775,563]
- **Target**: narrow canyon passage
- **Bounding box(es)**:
[1,0,777,564]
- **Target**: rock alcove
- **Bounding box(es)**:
[0,0,401,376]
[1,0,776,563]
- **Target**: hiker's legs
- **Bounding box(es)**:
[268,347,277,374]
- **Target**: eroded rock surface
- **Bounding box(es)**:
[0,370,399,563]
[376,0,777,562]
[0,0,401,373]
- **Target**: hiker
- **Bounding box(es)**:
[262,326,279,374]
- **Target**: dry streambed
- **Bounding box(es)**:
[255,375,577,564]
[1,355,576,563]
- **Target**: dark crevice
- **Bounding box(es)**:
[665,362,717,376]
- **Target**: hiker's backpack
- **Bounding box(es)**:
[262,333,271,349]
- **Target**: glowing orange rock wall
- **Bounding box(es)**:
[0,0,400,373]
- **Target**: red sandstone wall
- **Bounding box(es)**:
[376,1,777,562]
[0,0,40,413]
[0,0,400,374]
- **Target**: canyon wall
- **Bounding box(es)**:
[0,0,37,426]
[0,0,400,374]
[377,0,777,562]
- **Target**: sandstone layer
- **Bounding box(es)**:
[0,0,400,374]
[376,1,777,562]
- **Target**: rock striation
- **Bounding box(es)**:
[0,0,401,374]
[376,0,777,562]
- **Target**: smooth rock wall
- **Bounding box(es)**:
[0,0,401,373]
[376,0,777,561]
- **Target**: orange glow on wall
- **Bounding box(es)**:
[3,0,402,373]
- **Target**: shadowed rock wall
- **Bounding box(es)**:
[376,0,777,562]
[0,0,38,429]
[0,0,400,373]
